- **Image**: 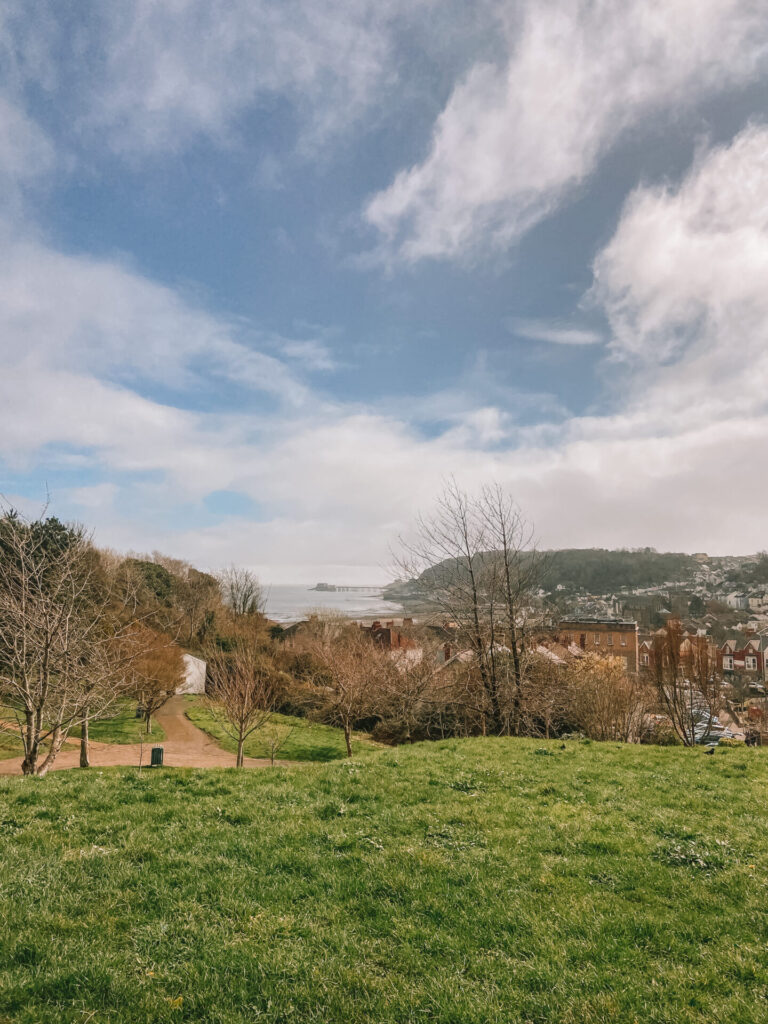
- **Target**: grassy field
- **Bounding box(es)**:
[184,698,373,761]
[2,738,768,1023]
[71,701,166,745]
[0,727,23,760]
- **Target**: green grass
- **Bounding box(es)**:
[2,739,768,1022]
[0,728,24,760]
[184,697,374,761]
[71,701,166,745]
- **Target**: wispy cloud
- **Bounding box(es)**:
[366,0,768,263]
[509,318,603,346]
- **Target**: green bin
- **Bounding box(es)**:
[150,747,164,767]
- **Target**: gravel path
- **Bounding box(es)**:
[0,697,283,774]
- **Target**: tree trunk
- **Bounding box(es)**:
[343,722,352,758]
[145,710,152,735]
[21,709,39,775]
[80,713,90,768]
[236,736,244,768]
[21,747,38,776]
[36,726,66,777]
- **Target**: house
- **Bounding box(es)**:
[726,592,749,610]
[360,619,417,652]
[638,620,718,675]
[718,632,768,681]
[557,618,639,673]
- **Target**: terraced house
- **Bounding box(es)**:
[557,618,639,673]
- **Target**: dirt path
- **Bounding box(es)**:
[0,697,284,775]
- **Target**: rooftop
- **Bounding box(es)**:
[559,617,638,627]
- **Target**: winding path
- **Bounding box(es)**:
[0,697,283,774]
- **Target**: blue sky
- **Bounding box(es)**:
[2,1,768,582]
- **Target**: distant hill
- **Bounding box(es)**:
[539,548,698,593]
[386,547,702,603]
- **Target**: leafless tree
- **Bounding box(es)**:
[564,653,651,742]
[651,621,723,746]
[261,718,296,765]
[381,633,462,742]
[477,484,543,734]
[204,642,284,767]
[297,615,393,756]
[218,566,265,617]
[513,650,571,738]
[396,480,542,735]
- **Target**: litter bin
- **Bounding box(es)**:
[150,746,164,767]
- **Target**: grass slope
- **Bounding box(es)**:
[71,701,166,745]
[1,739,768,1023]
[184,697,372,761]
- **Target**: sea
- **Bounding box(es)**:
[262,584,405,624]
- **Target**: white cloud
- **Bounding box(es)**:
[366,0,768,263]
[592,123,768,422]
[81,0,431,156]
[509,318,603,346]
[278,338,337,372]
[0,235,312,407]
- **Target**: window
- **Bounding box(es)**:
[579,634,586,649]
[723,655,734,671]
[620,634,627,646]
[641,653,649,666]
[607,633,614,646]
[594,633,600,645]
[746,656,757,670]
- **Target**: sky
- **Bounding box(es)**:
[2,0,768,583]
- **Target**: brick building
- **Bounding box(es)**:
[718,632,768,682]
[361,619,417,651]
[557,618,639,673]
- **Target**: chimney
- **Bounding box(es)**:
[403,617,413,627]
[371,621,381,630]
[386,620,394,629]
[443,642,452,662]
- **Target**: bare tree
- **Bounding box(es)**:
[261,718,296,765]
[651,621,723,746]
[298,615,393,756]
[396,481,542,735]
[564,653,651,742]
[477,484,543,734]
[218,566,265,618]
[380,632,461,743]
[204,642,284,767]
[514,650,572,739]
[0,510,126,775]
